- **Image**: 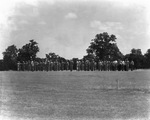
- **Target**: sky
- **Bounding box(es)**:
[0,0,150,59]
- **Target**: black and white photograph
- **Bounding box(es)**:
[0,0,150,120]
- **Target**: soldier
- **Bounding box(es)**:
[101,61,104,71]
[58,60,60,71]
[34,61,36,71]
[63,61,66,71]
[113,60,118,71]
[122,60,125,71]
[54,60,56,71]
[52,61,55,71]
[69,60,73,71]
[125,59,129,71]
[85,60,89,71]
[49,60,52,71]
[61,60,64,71]
[39,61,42,71]
[17,61,21,71]
[101,60,103,71]
[130,60,134,71]
[110,61,113,71]
[56,60,58,71]
[43,60,46,71]
[42,60,45,71]
[103,61,106,71]
[85,60,87,71]
[36,61,39,71]
[45,60,49,71]
[63,61,66,70]
[107,61,111,71]
[90,60,94,71]
[35,61,38,71]
[47,60,50,71]
[79,60,82,71]
[24,61,27,71]
[119,60,123,71]
[89,60,94,71]
[79,60,81,71]
[87,60,90,71]
[53,61,55,71]
[22,61,25,71]
[66,60,69,71]
[28,61,31,71]
[105,61,108,71]
[35,61,39,71]
[31,60,34,71]
[25,61,28,71]
[77,60,81,71]
[117,60,121,71]
[76,60,79,71]
[80,60,82,71]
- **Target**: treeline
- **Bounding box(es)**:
[0,32,150,71]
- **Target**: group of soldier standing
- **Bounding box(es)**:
[17,59,134,72]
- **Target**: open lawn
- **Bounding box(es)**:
[0,70,150,120]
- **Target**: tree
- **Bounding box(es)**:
[3,45,18,70]
[131,48,142,55]
[18,40,39,61]
[45,52,66,62]
[46,52,59,61]
[83,53,95,61]
[86,32,123,61]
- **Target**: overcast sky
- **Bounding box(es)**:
[0,0,150,59]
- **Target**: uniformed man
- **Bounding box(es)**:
[125,59,129,71]
[81,60,84,71]
[113,60,118,71]
[67,60,70,71]
[130,60,134,71]
[98,60,102,71]
[69,60,73,71]
[76,60,80,71]
[17,61,21,71]
[31,60,34,71]
[28,60,31,71]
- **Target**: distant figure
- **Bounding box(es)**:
[22,61,25,71]
[125,59,129,71]
[76,60,80,71]
[17,61,21,71]
[121,60,125,71]
[113,60,118,71]
[130,60,134,71]
[81,60,84,71]
[69,60,73,71]
[31,60,34,71]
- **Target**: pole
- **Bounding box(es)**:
[116,79,119,90]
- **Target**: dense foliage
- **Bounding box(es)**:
[86,32,123,61]
[18,40,39,62]
[2,45,18,70]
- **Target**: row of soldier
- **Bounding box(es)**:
[17,59,134,71]
[17,60,73,71]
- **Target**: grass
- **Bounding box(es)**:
[0,70,150,120]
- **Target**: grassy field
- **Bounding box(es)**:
[0,70,150,120]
